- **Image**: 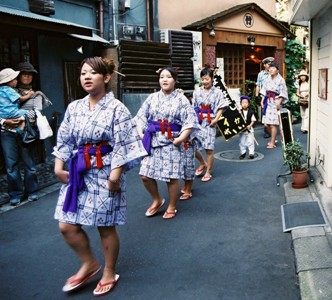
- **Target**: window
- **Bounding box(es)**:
[218,45,244,88]
[0,37,32,69]
[63,62,86,108]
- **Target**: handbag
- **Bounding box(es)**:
[35,110,53,139]
[22,115,39,144]
[299,98,309,107]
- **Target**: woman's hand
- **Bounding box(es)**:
[108,167,123,192]
[210,118,218,127]
[108,180,121,192]
[4,118,21,128]
[172,137,183,146]
[26,90,35,97]
[276,101,282,111]
[54,158,68,184]
[54,169,69,184]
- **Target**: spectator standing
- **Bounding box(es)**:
[16,62,52,111]
[296,70,310,133]
[0,66,39,206]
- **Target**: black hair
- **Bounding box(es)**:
[80,56,115,76]
[157,66,178,81]
[200,68,214,79]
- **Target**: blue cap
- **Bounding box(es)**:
[269,62,279,69]
[240,95,250,102]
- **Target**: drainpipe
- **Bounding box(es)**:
[99,1,104,37]
[146,0,151,41]
[112,0,118,44]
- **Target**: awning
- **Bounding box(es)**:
[0,6,93,36]
[289,0,332,26]
[68,33,110,44]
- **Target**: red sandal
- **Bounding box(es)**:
[179,193,192,200]
[163,210,177,219]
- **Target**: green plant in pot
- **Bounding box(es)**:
[283,140,310,188]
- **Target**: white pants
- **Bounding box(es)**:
[239,131,255,155]
[300,106,309,132]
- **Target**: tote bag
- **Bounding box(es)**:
[22,115,39,144]
[35,110,53,139]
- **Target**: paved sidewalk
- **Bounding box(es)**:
[284,168,332,300]
[0,156,57,206]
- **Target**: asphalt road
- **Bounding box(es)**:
[0,123,304,300]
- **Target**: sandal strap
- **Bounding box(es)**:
[98,279,117,288]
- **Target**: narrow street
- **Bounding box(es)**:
[0,123,303,300]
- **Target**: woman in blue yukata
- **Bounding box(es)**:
[53,57,147,296]
[192,68,227,182]
[135,67,198,219]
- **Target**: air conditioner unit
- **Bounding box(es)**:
[136,26,145,36]
[160,29,170,43]
[123,25,134,36]
[28,0,55,16]
[119,0,130,12]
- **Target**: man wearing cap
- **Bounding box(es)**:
[0,63,39,206]
[256,57,274,138]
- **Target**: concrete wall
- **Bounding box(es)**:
[310,8,332,187]
[37,35,97,154]
[122,93,150,117]
[158,0,276,30]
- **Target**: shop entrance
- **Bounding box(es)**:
[216,43,275,91]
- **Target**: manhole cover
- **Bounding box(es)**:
[214,150,264,162]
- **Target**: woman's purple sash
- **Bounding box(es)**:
[194,106,214,124]
[263,91,279,115]
[63,143,113,213]
[142,120,181,155]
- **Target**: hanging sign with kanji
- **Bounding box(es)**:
[215,77,247,140]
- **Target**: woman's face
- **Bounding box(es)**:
[201,74,213,89]
[269,66,278,76]
[159,69,176,94]
[19,72,33,85]
[300,75,307,82]
[80,63,109,95]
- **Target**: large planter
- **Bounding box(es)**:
[291,169,308,189]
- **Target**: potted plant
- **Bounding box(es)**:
[283,140,310,188]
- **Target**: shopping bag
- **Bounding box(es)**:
[35,110,53,139]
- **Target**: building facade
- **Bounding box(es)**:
[289,0,332,187]
[158,1,292,98]
[0,0,111,160]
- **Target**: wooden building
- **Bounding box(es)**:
[182,3,294,92]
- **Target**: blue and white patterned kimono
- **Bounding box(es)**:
[53,92,147,226]
[192,86,227,150]
[261,73,288,125]
[135,90,198,182]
